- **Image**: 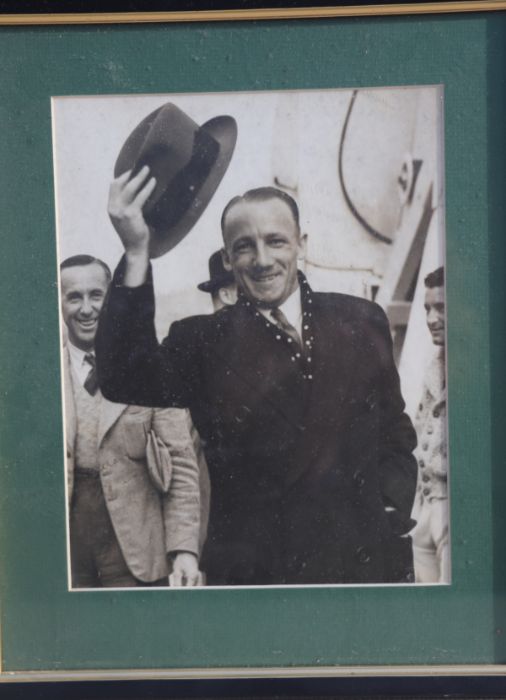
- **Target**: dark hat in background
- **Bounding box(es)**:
[114,102,237,259]
[198,250,235,294]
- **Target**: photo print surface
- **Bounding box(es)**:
[52,86,448,590]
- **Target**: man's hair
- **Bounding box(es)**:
[424,266,444,289]
[221,186,300,236]
[60,254,112,283]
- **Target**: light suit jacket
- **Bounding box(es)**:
[64,347,200,582]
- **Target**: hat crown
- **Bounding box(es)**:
[114,101,237,258]
[115,102,216,184]
[197,250,235,293]
[208,250,228,279]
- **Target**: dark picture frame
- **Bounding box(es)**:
[0,0,505,683]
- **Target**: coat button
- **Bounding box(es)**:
[422,487,431,496]
[422,442,429,451]
[419,459,425,469]
[353,470,365,488]
[433,408,440,418]
[422,474,430,483]
[235,404,252,423]
[356,546,370,563]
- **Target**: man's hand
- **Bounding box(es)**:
[169,552,201,587]
[108,165,156,287]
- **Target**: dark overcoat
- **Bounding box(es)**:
[97,263,417,585]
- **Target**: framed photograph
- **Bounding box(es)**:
[1,0,506,683]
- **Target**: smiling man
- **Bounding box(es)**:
[97,174,418,586]
[61,255,201,588]
[410,266,449,582]
[220,191,305,310]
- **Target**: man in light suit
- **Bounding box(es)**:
[96,171,418,586]
[61,254,201,588]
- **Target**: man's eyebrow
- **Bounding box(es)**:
[231,235,253,247]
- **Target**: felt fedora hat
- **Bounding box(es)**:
[198,250,235,293]
[114,102,237,258]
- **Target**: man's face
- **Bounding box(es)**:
[222,198,306,308]
[61,263,109,351]
[424,286,445,346]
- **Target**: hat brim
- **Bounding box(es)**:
[197,273,235,293]
[115,109,237,259]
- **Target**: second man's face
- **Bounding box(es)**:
[61,263,109,351]
[424,286,445,346]
[222,198,305,308]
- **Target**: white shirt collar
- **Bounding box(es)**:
[67,341,94,387]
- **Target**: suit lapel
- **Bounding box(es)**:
[63,346,76,450]
[65,345,127,446]
[98,396,127,446]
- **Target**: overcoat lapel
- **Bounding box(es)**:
[285,297,361,487]
[210,283,362,481]
[303,298,359,424]
[211,302,308,431]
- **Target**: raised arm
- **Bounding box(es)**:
[95,167,188,408]
[107,165,155,287]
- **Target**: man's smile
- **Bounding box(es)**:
[77,318,98,328]
[251,272,281,283]
[222,197,305,307]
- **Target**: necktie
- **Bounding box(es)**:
[271,307,302,348]
[83,353,99,396]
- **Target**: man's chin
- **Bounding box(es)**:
[245,287,281,308]
[72,331,97,350]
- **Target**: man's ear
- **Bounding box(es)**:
[298,232,308,260]
[219,285,238,307]
[221,247,232,271]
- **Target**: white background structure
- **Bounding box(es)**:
[52,85,445,420]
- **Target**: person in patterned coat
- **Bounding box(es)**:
[96,172,418,586]
[410,266,449,583]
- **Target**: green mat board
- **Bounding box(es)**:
[0,10,505,674]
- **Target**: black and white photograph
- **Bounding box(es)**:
[52,85,448,590]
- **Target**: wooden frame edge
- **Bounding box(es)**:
[0,1,506,25]
[0,0,504,683]
[1,664,506,682]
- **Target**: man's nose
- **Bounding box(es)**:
[254,242,273,268]
[427,308,438,326]
[80,297,93,315]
